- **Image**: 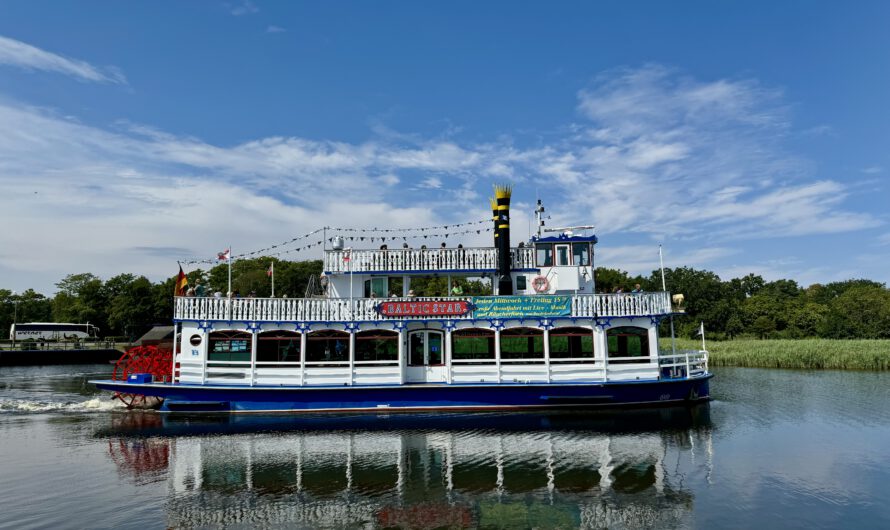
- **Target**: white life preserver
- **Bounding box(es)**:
[532,276,550,293]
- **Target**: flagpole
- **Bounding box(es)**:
[348,247,353,318]
[701,321,706,352]
[271,262,275,298]
[228,244,232,296]
[659,245,677,356]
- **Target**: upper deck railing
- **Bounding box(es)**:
[324,246,536,273]
[174,292,671,322]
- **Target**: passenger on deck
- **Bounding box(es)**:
[407,289,416,298]
[631,283,643,293]
[194,282,205,297]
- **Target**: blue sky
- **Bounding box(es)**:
[1,1,889,294]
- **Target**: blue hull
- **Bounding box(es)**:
[93,374,712,414]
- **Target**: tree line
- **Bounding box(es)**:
[596,267,890,340]
[1,258,888,340]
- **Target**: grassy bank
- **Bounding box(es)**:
[660,338,890,371]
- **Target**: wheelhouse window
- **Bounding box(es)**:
[208,331,251,362]
[549,327,594,359]
[606,326,650,363]
[499,327,544,360]
[536,244,553,267]
[256,330,301,363]
[555,244,570,266]
[452,328,495,360]
[305,330,350,363]
[572,243,591,266]
[355,330,398,362]
[516,275,527,291]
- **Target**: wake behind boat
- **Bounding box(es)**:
[92,186,711,413]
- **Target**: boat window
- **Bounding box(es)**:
[572,243,591,266]
[355,330,398,362]
[257,330,301,363]
[499,327,544,359]
[536,244,553,267]
[549,327,594,359]
[305,330,350,363]
[555,244,570,266]
[208,331,252,362]
[606,326,650,364]
[452,328,495,360]
[363,277,387,298]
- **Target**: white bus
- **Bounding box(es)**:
[9,323,100,341]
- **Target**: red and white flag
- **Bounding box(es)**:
[342,250,351,262]
[267,263,274,277]
[218,248,231,261]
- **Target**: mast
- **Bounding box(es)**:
[493,184,513,295]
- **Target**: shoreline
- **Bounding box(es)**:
[663,338,890,371]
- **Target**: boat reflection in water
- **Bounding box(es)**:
[103,406,713,528]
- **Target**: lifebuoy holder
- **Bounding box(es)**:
[532,276,550,293]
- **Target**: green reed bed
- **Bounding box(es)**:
[660,338,890,371]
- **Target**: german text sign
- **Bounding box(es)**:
[472,296,572,319]
[376,300,471,317]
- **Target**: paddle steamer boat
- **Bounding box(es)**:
[93,186,711,413]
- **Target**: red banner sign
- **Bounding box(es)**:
[376,300,471,317]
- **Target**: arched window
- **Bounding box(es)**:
[499,327,544,360]
[355,330,398,362]
[257,330,301,363]
[549,327,594,359]
[208,330,251,362]
[606,326,650,363]
[305,330,350,363]
[452,328,495,360]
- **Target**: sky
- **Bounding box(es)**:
[1,1,889,294]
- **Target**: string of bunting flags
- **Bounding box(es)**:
[178,218,491,266]
[327,224,493,243]
[329,218,489,233]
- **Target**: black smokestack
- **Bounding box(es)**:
[493,184,513,295]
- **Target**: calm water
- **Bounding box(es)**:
[0,366,889,529]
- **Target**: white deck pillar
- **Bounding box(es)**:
[445,329,453,384]
[543,327,551,383]
[398,328,406,384]
[250,328,258,386]
[593,324,608,381]
[494,328,502,383]
[348,330,356,386]
[299,331,307,386]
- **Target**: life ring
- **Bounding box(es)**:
[532,276,549,293]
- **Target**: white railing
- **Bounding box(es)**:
[178,352,706,387]
[573,292,671,318]
[174,292,671,322]
[324,246,536,273]
[659,350,709,378]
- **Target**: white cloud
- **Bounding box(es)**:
[228,1,258,16]
[266,25,286,34]
[0,35,125,84]
[861,166,883,175]
[0,64,882,291]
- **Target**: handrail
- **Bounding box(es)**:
[173,292,672,322]
[324,246,536,273]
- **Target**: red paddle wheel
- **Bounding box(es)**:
[111,345,173,409]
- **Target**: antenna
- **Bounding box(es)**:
[534,198,546,237]
[543,225,595,236]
